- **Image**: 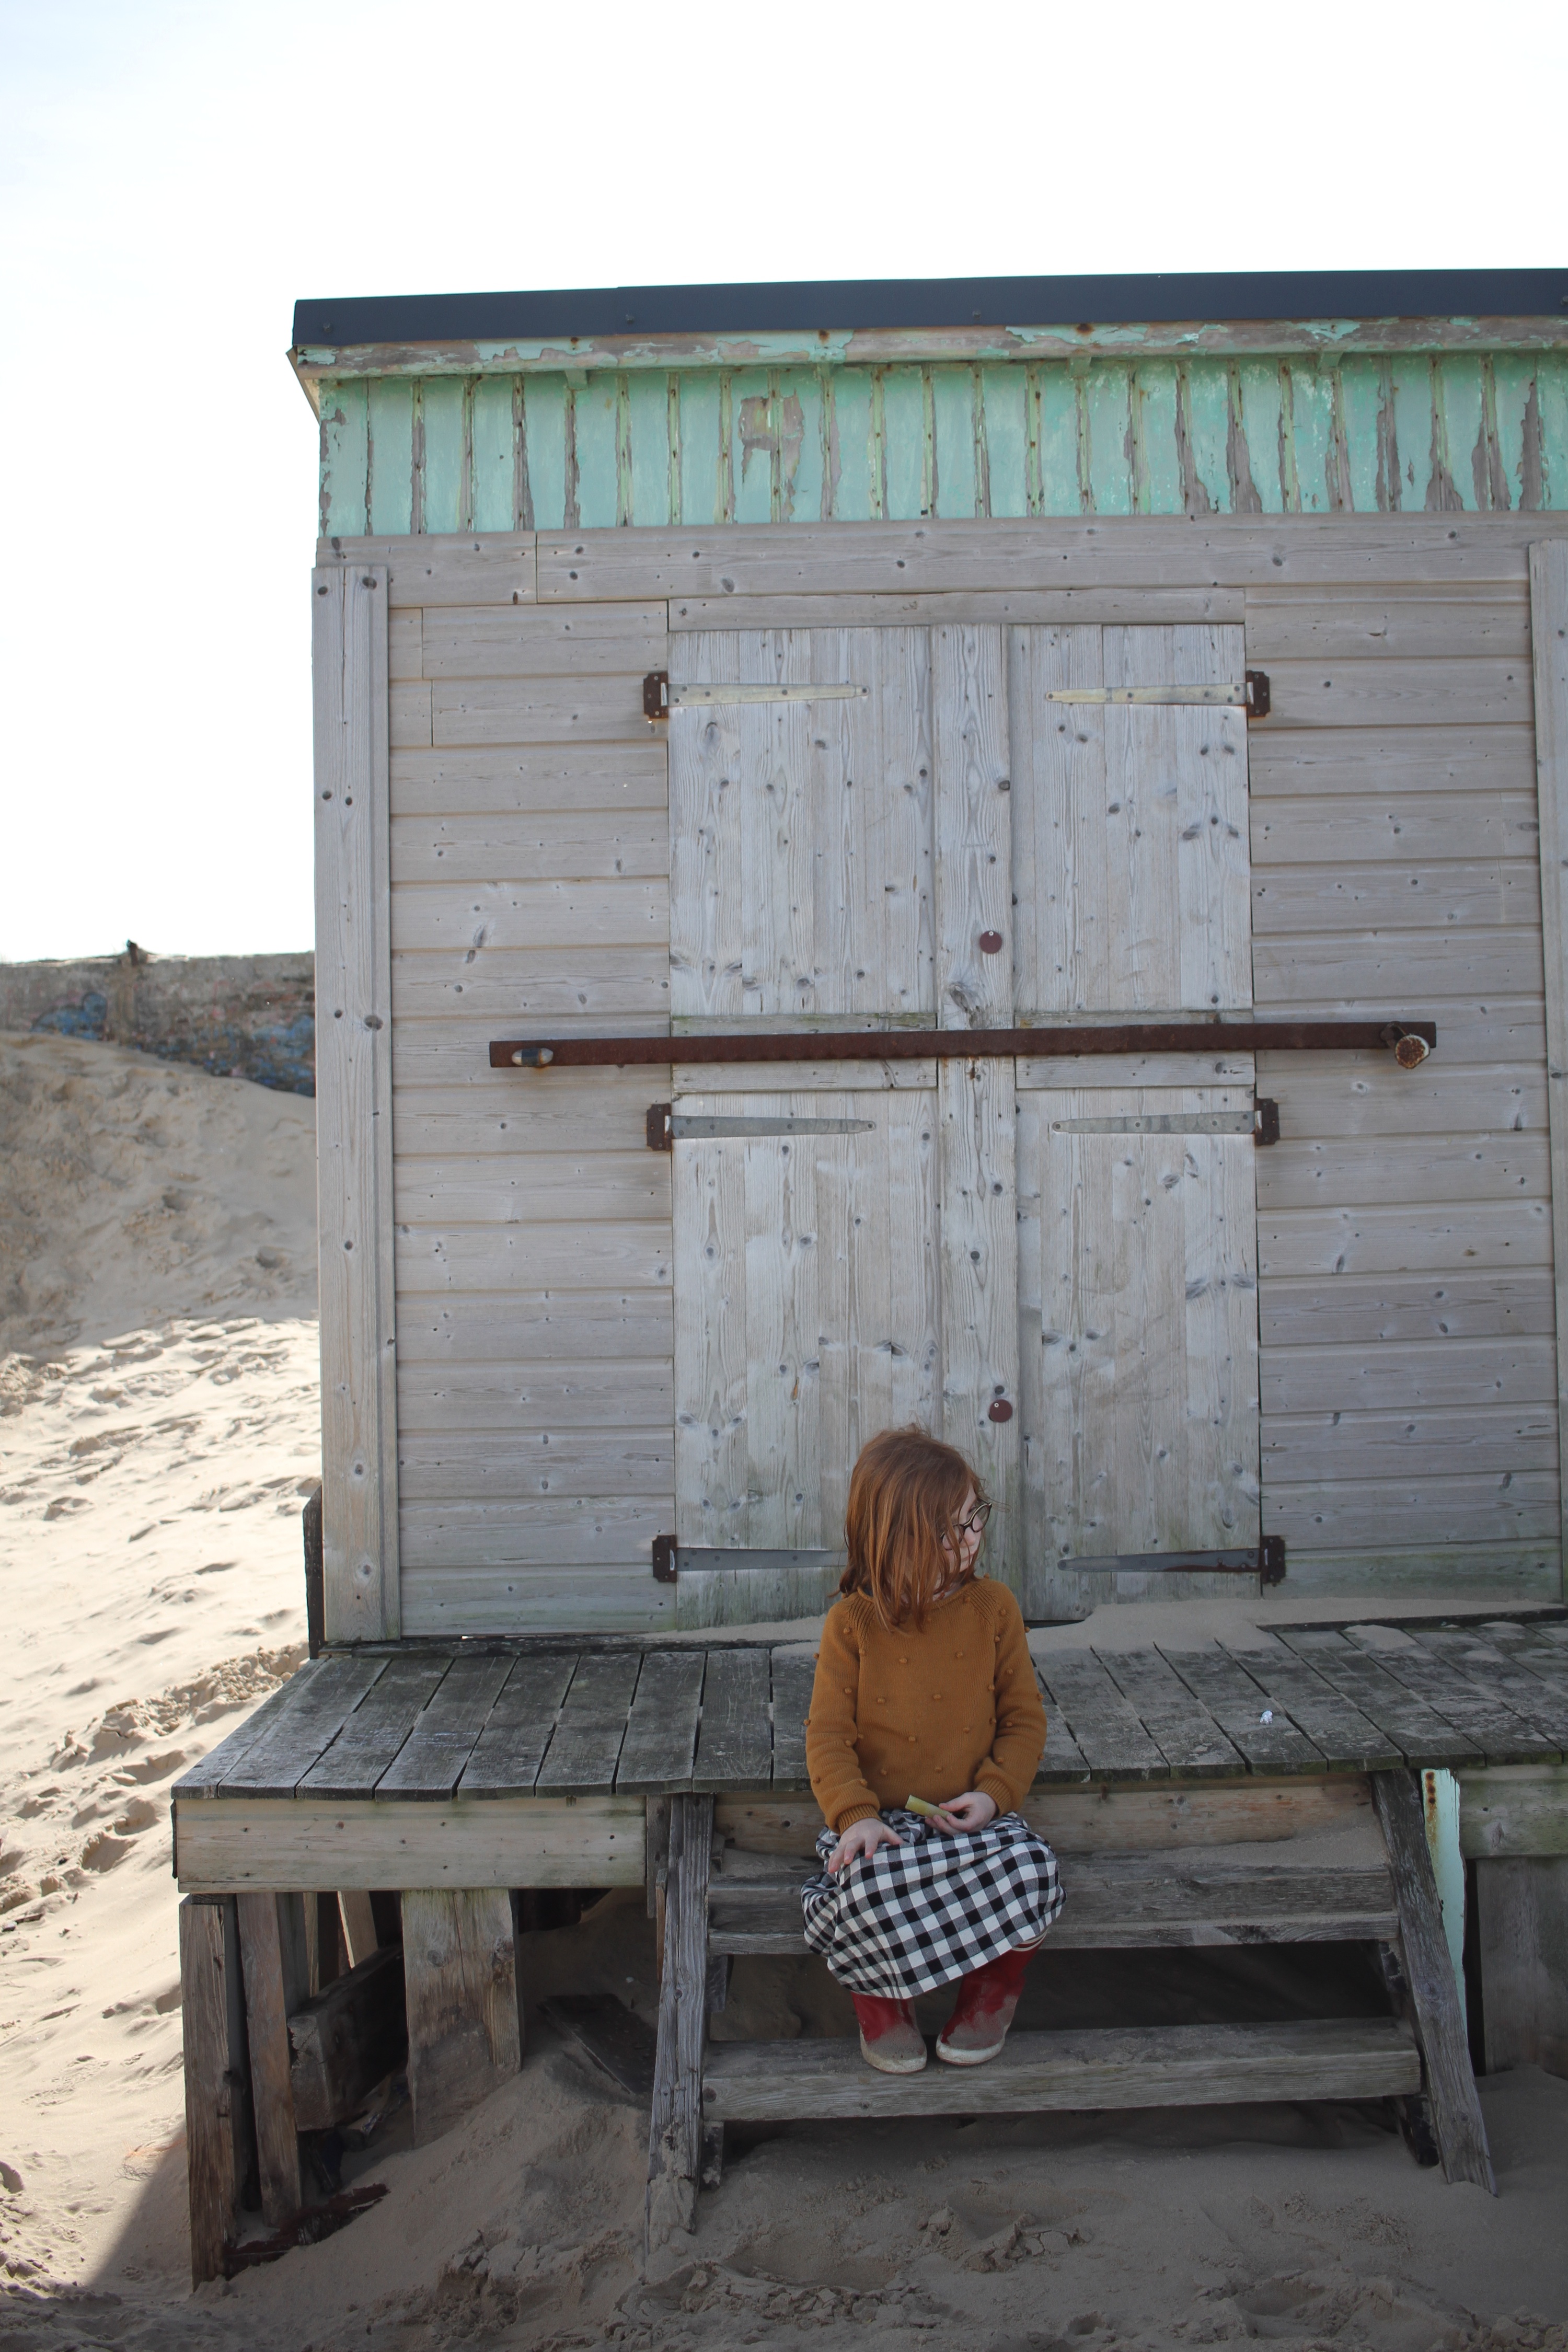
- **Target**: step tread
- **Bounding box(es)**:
[701,2016,1420,2122]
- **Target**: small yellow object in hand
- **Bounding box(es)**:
[905,1794,943,1817]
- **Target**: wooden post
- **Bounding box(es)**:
[312,560,399,1643]
[1475,1855,1568,2077]
[1529,538,1568,1602]
[401,1888,522,2145]
[1373,1771,1496,2193]
[235,1892,304,2224]
[180,1897,246,2287]
[645,1793,714,2247]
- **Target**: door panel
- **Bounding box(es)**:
[666,621,1261,1623]
[1018,1084,1262,1616]
[668,629,933,1023]
[1011,624,1251,1014]
[673,1091,939,1553]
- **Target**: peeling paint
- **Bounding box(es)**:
[318,344,1568,532]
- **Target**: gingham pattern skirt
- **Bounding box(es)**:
[800,1810,1065,1999]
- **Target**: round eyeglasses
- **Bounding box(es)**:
[957,1502,993,1538]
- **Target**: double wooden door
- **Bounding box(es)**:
[667,622,1260,1621]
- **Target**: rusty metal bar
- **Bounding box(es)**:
[490,1021,1436,1073]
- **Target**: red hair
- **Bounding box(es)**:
[839,1425,988,1630]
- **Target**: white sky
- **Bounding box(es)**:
[1,0,1563,963]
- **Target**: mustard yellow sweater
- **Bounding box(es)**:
[805,1578,1048,1833]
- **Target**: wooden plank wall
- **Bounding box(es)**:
[1249,566,1557,1596]
[317,350,1568,538]
[353,538,678,1632]
[318,517,1568,1630]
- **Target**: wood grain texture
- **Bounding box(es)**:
[646,1794,713,2245]
[374,1654,514,1796]
[668,589,1246,630]
[672,1090,938,1553]
[617,1651,707,1793]
[295,1653,451,1800]
[535,1652,641,1793]
[1459,1765,1568,1857]
[1020,1088,1260,1605]
[389,737,667,818]
[235,1892,302,2225]
[314,566,400,1641]
[701,2016,1419,2123]
[536,517,1553,605]
[1529,538,1568,1600]
[179,1899,242,2286]
[1373,1771,1496,2192]
[1244,594,1530,662]
[218,1655,389,1799]
[176,1793,644,1890]
[1475,1856,1568,2076]
[317,532,536,606]
[402,1887,522,2145]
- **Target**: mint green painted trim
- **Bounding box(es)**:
[319,349,1568,535]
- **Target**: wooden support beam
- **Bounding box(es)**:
[289,1945,408,2131]
[179,1897,248,2288]
[401,1888,523,2145]
[1373,1771,1496,2193]
[1529,537,1568,1602]
[645,1792,713,2247]
[1475,1855,1568,2077]
[235,1892,304,2225]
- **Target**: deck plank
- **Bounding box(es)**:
[1035,1653,1169,1779]
[1277,1631,1484,1769]
[535,1653,641,1794]
[297,1655,453,1800]
[1347,1629,1564,1763]
[1032,1666,1094,1781]
[458,1653,579,1796]
[1092,1649,1248,1776]
[1415,1624,1568,1743]
[375,1655,515,1797]
[1155,1646,1327,1773]
[218,1654,389,1798]
[693,1651,773,1790]
[769,1649,817,1788]
[617,1652,706,1793]
[175,1658,336,1799]
[1218,1636,1406,1772]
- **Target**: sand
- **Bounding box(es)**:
[2,1027,1567,2352]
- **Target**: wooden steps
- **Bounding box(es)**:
[701,2017,1422,2124]
[708,1850,1400,1955]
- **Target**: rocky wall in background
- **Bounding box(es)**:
[0,946,315,1093]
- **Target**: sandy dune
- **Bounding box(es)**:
[2,1028,1566,2351]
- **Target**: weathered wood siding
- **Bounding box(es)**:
[319,351,1568,539]
[318,514,1568,1631]
[1249,573,1557,1597]
[384,580,677,1631]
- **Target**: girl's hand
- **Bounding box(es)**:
[827,1816,904,1875]
[927,1790,998,1834]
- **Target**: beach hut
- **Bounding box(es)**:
[174,271,1568,2276]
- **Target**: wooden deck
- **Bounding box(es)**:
[176,1617,1568,1821]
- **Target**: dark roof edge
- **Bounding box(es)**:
[293,270,1568,349]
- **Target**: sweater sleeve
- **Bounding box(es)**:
[804,1600,884,1834]
[973,1586,1048,1816]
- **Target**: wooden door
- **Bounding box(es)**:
[667,621,1260,1624]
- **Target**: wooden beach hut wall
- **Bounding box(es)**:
[296,268,1568,1641]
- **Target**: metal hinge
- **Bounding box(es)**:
[647,1101,673,1151]
[652,1533,677,1584]
[1260,1536,1286,1586]
[1254,1098,1281,1147]
[1245,668,1271,720]
[643,670,865,724]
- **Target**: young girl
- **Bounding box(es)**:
[802,1427,1064,2074]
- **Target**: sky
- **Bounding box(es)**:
[1,0,1564,964]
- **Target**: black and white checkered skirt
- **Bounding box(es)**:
[800,1810,1065,1999]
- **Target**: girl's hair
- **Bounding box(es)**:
[839,1425,989,1629]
